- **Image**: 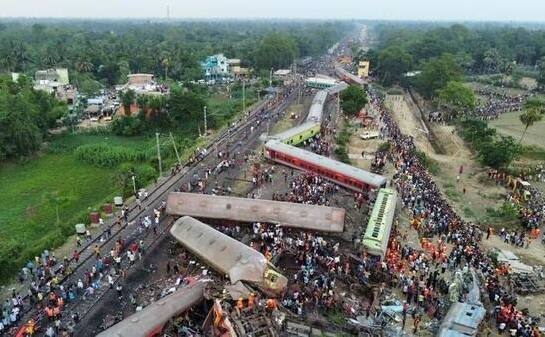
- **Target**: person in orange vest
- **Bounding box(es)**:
[45,306,54,321]
[247,293,255,309]
[266,298,277,311]
[25,320,36,336]
[53,306,61,318]
[236,297,244,311]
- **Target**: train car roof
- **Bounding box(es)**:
[270,122,320,142]
[437,302,485,337]
[96,281,207,337]
[170,216,267,284]
[167,192,345,232]
[327,82,348,95]
[362,188,397,257]
[265,140,386,188]
[335,64,365,85]
[307,90,328,122]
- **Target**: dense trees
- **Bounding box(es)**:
[254,33,298,70]
[436,81,475,115]
[416,54,462,98]
[459,120,521,169]
[0,20,350,86]
[369,23,545,93]
[0,75,67,159]
[375,46,413,86]
[340,85,368,116]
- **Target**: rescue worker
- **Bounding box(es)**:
[248,293,255,309]
[25,319,35,336]
[45,306,54,321]
[266,298,277,311]
[236,297,244,311]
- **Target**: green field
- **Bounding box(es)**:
[0,91,257,282]
[489,111,545,148]
[0,134,155,278]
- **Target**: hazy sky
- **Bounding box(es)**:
[0,0,543,22]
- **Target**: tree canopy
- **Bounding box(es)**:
[436,81,476,116]
[340,85,368,116]
[519,98,545,143]
[0,75,67,159]
[0,20,350,85]
[416,54,462,98]
[254,33,298,70]
[375,46,413,86]
[369,23,545,93]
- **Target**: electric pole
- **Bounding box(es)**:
[169,132,181,165]
[269,68,273,87]
[155,132,162,177]
[203,105,207,135]
[242,80,246,113]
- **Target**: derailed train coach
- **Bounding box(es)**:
[167,192,345,232]
[437,270,486,337]
[361,188,397,260]
[264,139,386,192]
[96,280,208,337]
[170,216,288,294]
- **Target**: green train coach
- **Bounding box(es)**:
[272,122,321,146]
[362,188,398,259]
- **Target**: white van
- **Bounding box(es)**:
[360,131,379,140]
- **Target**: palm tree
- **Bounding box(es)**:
[9,42,30,72]
[44,192,71,225]
[76,60,95,73]
[43,54,59,68]
[161,53,172,80]
[519,99,545,143]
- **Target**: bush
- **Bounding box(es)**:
[334,146,351,164]
[458,119,521,169]
[75,144,146,168]
[111,115,146,136]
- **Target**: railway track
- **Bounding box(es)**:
[7,86,300,337]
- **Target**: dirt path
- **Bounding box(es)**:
[385,94,505,224]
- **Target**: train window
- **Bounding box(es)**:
[226,203,231,210]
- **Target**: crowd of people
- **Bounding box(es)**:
[367,88,543,336]
[427,88,530,122]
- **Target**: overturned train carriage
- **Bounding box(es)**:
[167,192,345,232]
[170,216,288,294]
[96,280,208,337]
[264,139,386,192]
[361,188,397,259]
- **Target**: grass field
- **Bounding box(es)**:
[489,111,545,148]
[0,134,155,279]
[0,90,257,282]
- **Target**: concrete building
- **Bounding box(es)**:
[33,68,77,105]
[35,68,69,86]
[127,73,154,86]
[201,54,230,80]
[121,73,167,95]
[358,61,370,78]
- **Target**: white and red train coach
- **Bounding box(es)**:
[264,140,386,192]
